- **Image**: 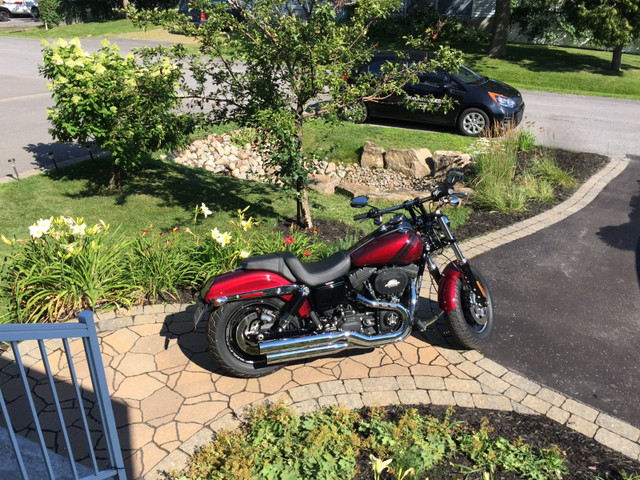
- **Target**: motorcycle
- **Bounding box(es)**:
[193,170,494,377]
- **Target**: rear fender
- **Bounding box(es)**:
[203,268,311,317]
[438,262,463,312]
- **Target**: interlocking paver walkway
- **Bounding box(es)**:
[1,156,637,479]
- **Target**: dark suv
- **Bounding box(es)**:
[353,51,525,136]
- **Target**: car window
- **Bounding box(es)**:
[419,70,447,88]
[452,65,485,84]
[367,59,395,76]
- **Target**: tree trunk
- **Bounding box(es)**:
[122,0,130,18]
[109,161,122,191]
[611,45,623,72]
[297,181,313,229]
[489,0,511,58]
[295,113,313,229]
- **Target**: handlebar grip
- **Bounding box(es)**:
[353,213,369,221]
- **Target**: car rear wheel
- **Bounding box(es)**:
[342,101,368,124]
[0,10,10,22]
[31,6,39,18]
[458,108,490,136]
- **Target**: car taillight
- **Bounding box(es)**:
[200,12,206,20]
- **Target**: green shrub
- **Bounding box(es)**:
[181,403,362,480]
[470,136,576,213]
[40,38,193,189]
[39,0,62,29]
[173,404,569,480]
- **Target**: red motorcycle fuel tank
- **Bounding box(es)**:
[349,223,422,267]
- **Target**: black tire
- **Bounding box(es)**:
[444,265,494,349]
[457,108,490,136]
[0,10,10,22]
[342,100,368,124]
[208,298,291,378]
[31,6,39,19]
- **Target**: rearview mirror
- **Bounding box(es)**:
[446,169,463,184]
[350,196,368,208]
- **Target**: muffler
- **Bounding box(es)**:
[260,283,417,365]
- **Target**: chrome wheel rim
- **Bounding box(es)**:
[462,112,486,135]
[344,102,367,123]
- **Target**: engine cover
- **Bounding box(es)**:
[373,267,409,296]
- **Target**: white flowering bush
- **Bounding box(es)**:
[40,38,192,189]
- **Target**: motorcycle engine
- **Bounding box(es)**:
[318,266,419,335]
[372,267,410,296]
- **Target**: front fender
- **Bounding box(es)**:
[201,268,311,318]
[438,262,463,312]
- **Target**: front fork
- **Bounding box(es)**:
[431,211,488,308]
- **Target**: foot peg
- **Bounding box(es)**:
[414,312,443,331]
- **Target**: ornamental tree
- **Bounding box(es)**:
[130,0,462,228]
[40,39,193,189]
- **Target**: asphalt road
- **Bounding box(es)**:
[473,156,640,427]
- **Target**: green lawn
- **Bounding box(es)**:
[461,43,640,100]
[304,120,474,165]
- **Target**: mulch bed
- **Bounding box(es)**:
[351,404,640,479]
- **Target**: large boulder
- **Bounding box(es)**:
[384,148,432,178]
[308,174,341,195]
[360,141,385,169]
[432,151,473,181]
[368,188,427,203]
[335,182,378,199]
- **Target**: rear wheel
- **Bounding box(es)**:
[0,10,10,22]
[445,265,494,349]
[342,100,368,123]
[208,298,295,378]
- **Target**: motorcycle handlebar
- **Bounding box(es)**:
[353,184,467,222]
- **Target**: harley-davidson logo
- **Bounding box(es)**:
[384,279,400,289]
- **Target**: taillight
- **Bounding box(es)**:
[200,12,206,20]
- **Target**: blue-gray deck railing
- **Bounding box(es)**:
[0,311,126,480]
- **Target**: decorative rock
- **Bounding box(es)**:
[308,174,341,195]
[384,148,431,178]
[360,141,385,169]
[335,182,376,199]
[170,133,473,200]
[432,151,473,181]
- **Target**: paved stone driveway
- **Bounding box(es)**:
[1,156,638,479]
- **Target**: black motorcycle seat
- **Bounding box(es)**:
[242,250,351,287]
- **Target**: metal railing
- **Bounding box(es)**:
[0,311,126,480]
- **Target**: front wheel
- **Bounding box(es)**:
[457,108,490,136]
[208,298,291,378]
[445,265,494,349]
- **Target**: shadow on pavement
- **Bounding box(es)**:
[0,348,135,478]
[596,155,640,289]
[23,141,94,172]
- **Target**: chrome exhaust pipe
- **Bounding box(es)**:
[262,282,417,365]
